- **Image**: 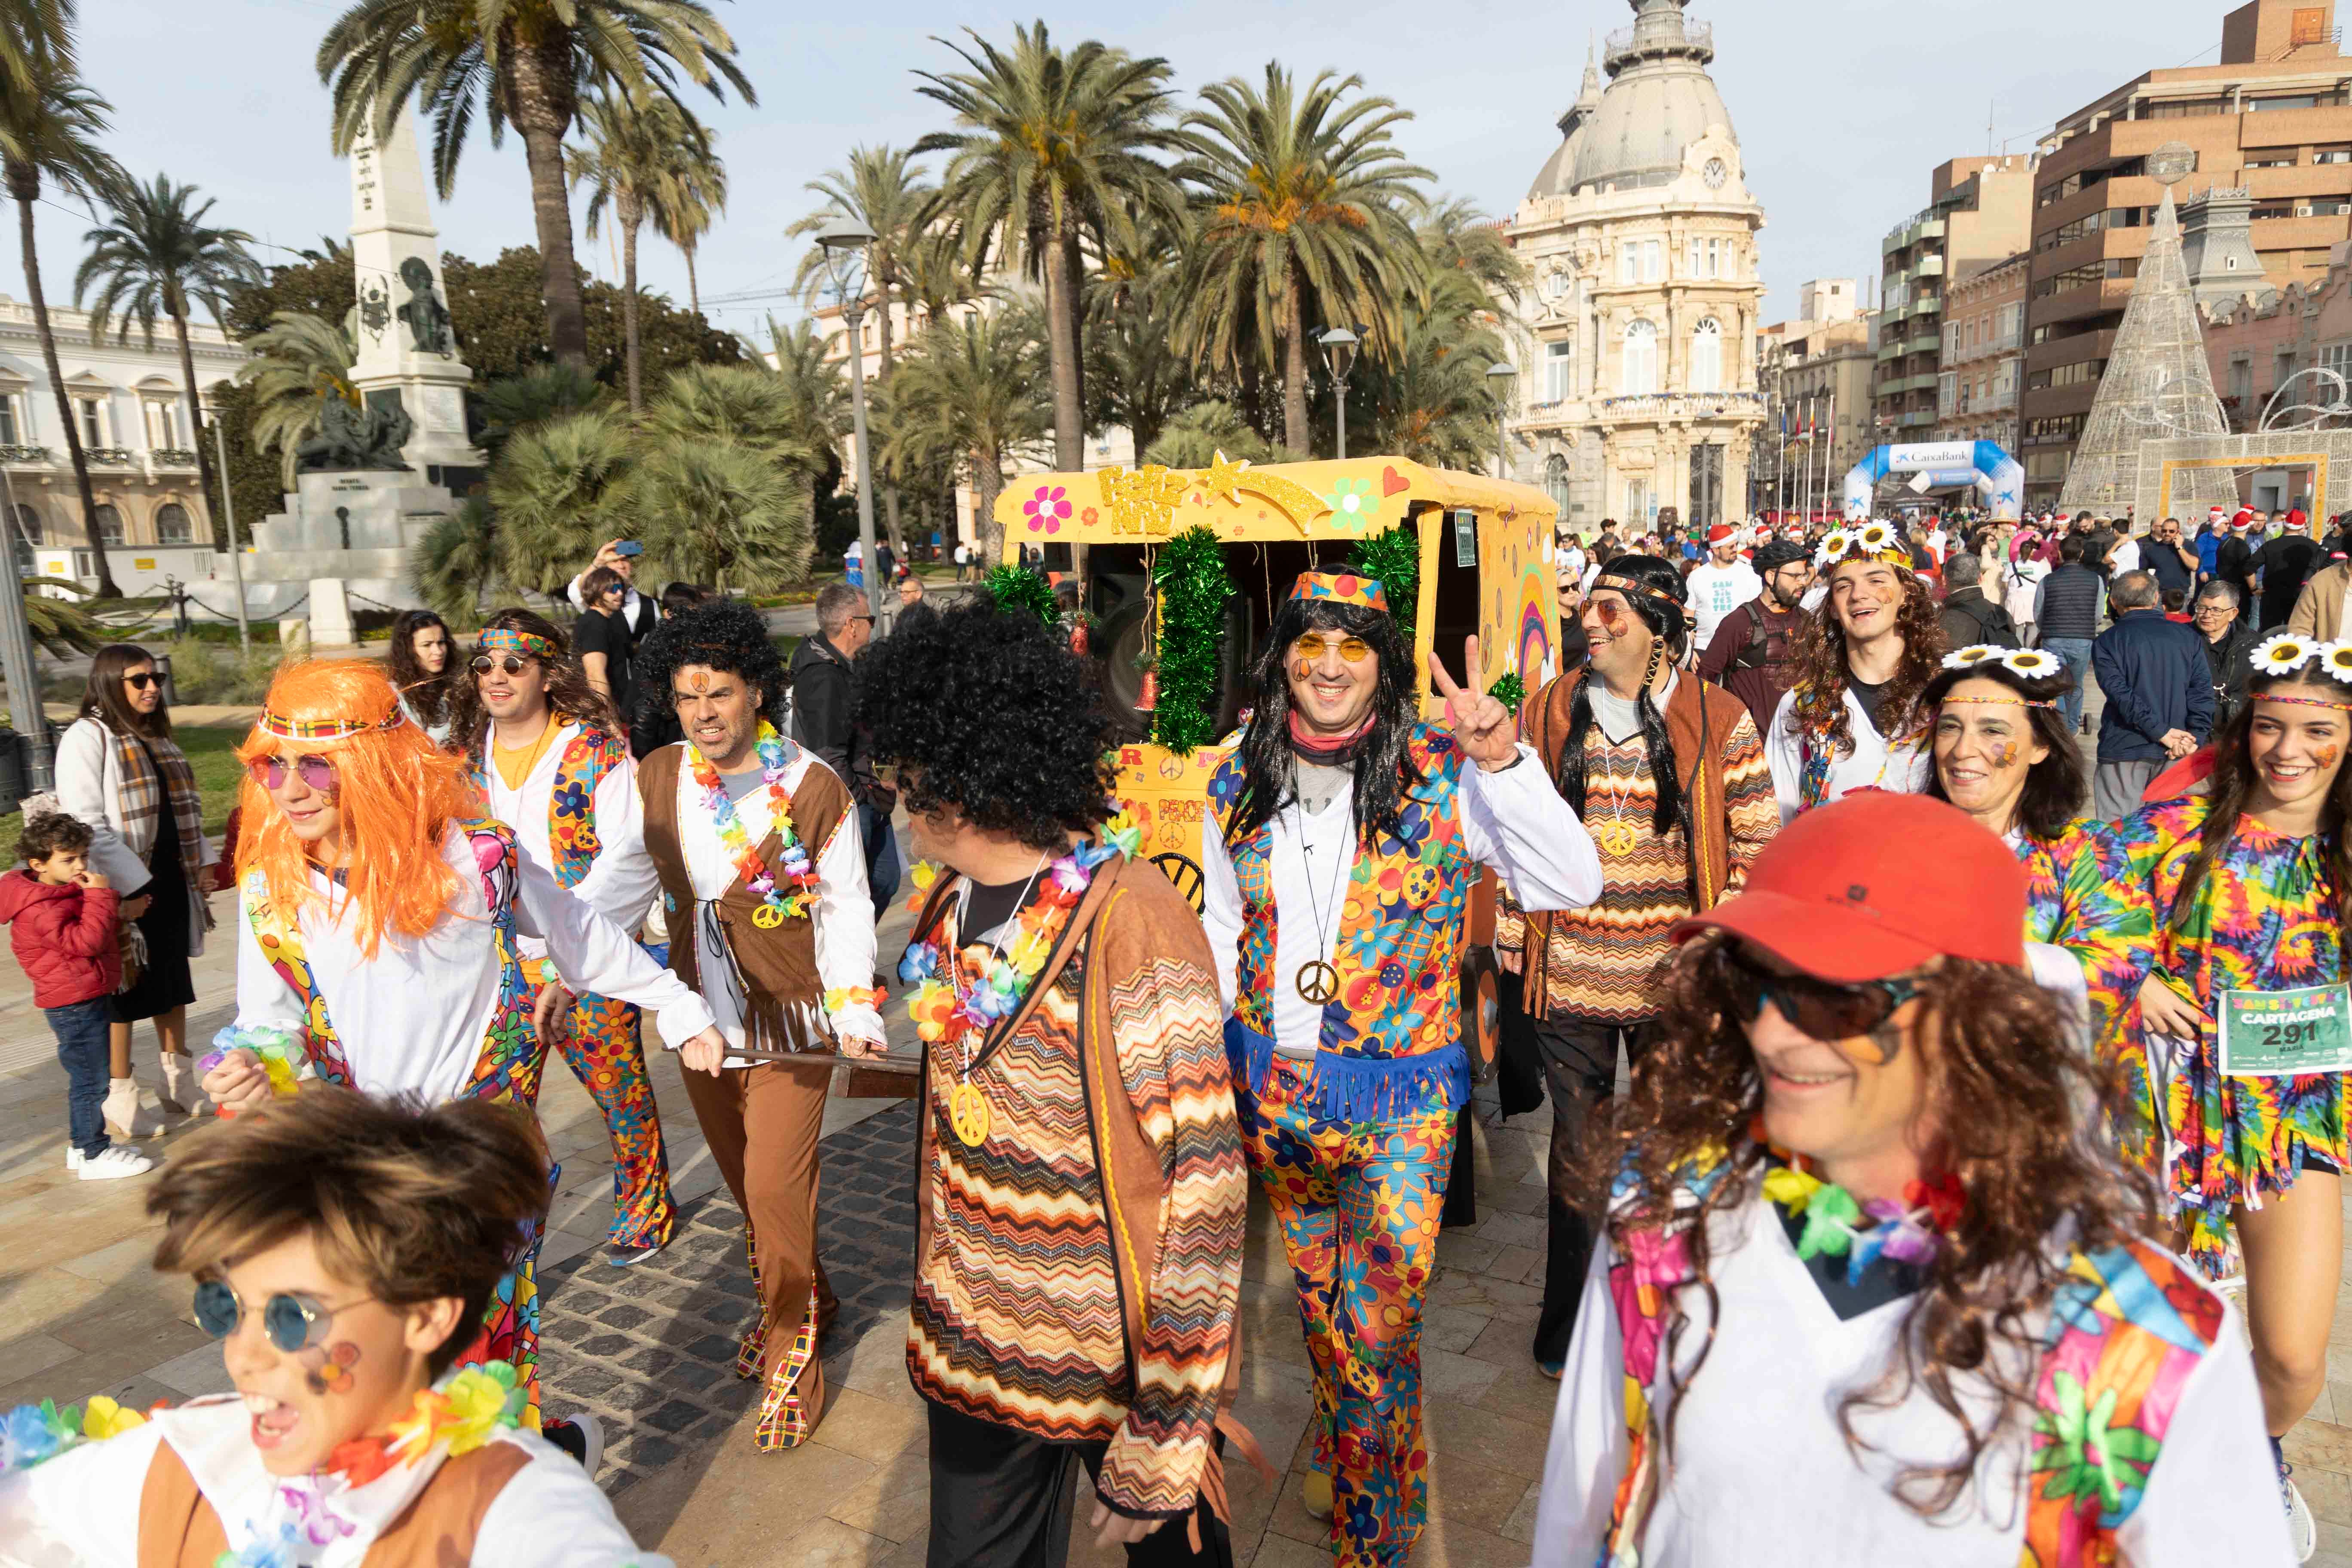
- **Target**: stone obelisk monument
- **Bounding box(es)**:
[346,110,479,483]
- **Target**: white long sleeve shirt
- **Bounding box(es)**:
[663,745,884,1060]
[0,1397,667,1568]
[1199,743,1602,1058]
[234,828,716,1104]
[1762,687,1932,824]
[478,721,661,966]
[1529,1194,2288,1568]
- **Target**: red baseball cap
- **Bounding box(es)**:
[1670,793,2027,980]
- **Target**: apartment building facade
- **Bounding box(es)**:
[1874,156,2037,445]
[1937,252,2030,446]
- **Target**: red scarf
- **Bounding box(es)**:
[1287,710,1375,765]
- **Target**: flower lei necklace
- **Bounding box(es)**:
[1761,1148,1964,1287]
[689,721,819,929]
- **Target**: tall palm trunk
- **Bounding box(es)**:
[873,259,906,557]
[1041,219,1083,473]
[974,444,1005,567]
[505,40,588,367]
[619,196,643,416]
[12,181,116,597]
[683,243,700,318]
[168,301,223,551]
[1283,263,1311,456]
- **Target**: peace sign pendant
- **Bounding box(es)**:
[752,903,786,930]
[1296,960,1342,1006]
[949,1080,992,1146]
[1592,820,1638,857]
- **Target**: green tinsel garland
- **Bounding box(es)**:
[983,563,1059,624]
[1487,673,1527,717]
[1348,524,1421,640]
[1149,525,1234,756]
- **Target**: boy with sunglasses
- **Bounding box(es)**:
[0,1087,670,1565]
[1528,792,2280,1566]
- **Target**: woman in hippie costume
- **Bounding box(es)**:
[1202,570,1602,1566]
[0,1089,670,1567]
[2076,630,2352,1559]
[1762,523,1944,821]
[202,659,723,1454]
[1529,792,2282,1568]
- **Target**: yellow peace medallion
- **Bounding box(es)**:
[1592,820,1638,857]
[949,1080,992,1146]
[752,903,786,930]
[1296,960,1342,1006]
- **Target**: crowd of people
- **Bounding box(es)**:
[0,495,2342,1566]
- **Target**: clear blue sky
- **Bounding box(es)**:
[67,0,2240,342]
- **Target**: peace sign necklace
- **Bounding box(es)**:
[945,857,1047,1146]
[1291,799,1350,1006]
[1592,736,1641,858]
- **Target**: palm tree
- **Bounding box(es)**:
[1172,65,1431,453]
[411,495,497,628]
[569,89,701,414]
[235,310,357,487]
[74,174,262,569]
[882,309,1051,564]
[628,441,807,592]
[791,144,933,554]
[1366,270,1510,471]
[913,24,1183,473]
[0,56,123,592]
[653,130,725,318]
[761,315,848,539]
[316,0,754,368]
[487,404,635,598]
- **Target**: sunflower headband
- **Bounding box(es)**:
[1589,574,1685,613]
[256,707,407,741]
[2251,633,2352,689]
[1814,521,1912,570]
[478,628,560,661]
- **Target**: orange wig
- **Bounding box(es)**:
[234,659,486,958]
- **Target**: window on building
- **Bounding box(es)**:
[2253,204,2297,220]
[143,399,178,449]
[2311,198,2352,216]
[2144,97,2232,120]
[75,398,101,449]
[11,503,38,547]
[1998,304,2022,345]
[0,395,19,447]
[2024,414,2086,445]
[1544,269,1570,300]
[2277,350,2300,393]
[1994,362,2018,401]
[2232,356,2254,404]
[1545,338,1574,402]
[92,504,121,545]
[1645,241,1663,282]
[2321,342,2352,390]
[1947,323,1962,355]
[1626,477,1652,525]
[1619,245,1636,285]
[155,502,192,545]
[1689,318,1722,392]
[2319,147,2352,164]
[1706,239,1724,279]
[2247,156,2297,169]
[1939,372,1957,416]
[1622,319,1659,396]
[1545,454,1572,514]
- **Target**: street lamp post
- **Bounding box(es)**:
[1487,361,1518,481]
[209,401,250,655]
[818,217,884,623]
[0,465,49,789]
[1318,326,1359,460]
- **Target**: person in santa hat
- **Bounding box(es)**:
[2257,506,2319,628]
[1684,524,1762,664]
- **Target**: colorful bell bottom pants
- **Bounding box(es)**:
[453,1158,557,1430]
[1232,1053,1455,1568]
[524,960,676,1250]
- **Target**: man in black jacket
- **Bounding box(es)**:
[2033,534,2107,735]
[1935,552,2019,649]
[2193,579,2258,730]
[2257,510,2321,628]
[2092,571,2214,819]
[790,584,898,913]
[2215,514,2257,607]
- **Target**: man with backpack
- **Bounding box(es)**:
[1935,552,2020,649]
[1698,538,1814,724]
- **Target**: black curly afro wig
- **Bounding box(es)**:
[634,599,788,723]
[855,595,1116,852]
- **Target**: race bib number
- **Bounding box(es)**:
[2218,983,2352,1078]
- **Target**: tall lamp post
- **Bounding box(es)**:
[1487,361,1518,481]
[818,217,884,622]
[1318,326,1359,459]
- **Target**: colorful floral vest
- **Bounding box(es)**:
[472,725,628,891]
[1207,722,1474,1120]
[239,820,542,1107]
[1599,1158,2224,1568]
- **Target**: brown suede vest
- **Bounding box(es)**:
[136,1439,532,1568]
[639,741,848,1053]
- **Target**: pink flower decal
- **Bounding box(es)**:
[1609,1225,1694,1386]
[1023,484,1072,533]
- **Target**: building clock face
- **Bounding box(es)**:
[1703,159,1728,190]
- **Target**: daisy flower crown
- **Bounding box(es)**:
[1814,521,1912,570]
[2250,633,2352,683]
[1942,645,2064,680]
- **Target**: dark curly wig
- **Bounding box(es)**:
[1590,934,2158,1522]
[854,596,1115,853]
[1784,559,1947,756]
[1222,595,1422,850]
[634,600,789,729]
[1920,660,2086,842]
[444,607,619,760]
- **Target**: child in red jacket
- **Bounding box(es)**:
[0,807,153,1179]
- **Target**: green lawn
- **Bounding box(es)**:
[0,726,245,867]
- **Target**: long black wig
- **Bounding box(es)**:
[1556,554,1690,839]
[1221,594,1423,850]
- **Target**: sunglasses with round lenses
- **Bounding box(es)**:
[1712,942,1922,1041]
[470,654,533,677]
[193,1279,369,1353]
[1291,633,1373,664]
[248,754,338,794]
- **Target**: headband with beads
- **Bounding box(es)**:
[256,706,407,741]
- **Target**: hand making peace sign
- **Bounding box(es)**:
[1427,635,1521,772]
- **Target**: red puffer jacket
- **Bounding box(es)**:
[0,868,120,1007]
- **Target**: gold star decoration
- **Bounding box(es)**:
[1198,449,1251,505]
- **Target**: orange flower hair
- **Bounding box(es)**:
[234,659,484,958]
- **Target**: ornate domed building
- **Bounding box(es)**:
[1505,0,1767,536]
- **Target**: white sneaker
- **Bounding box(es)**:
[543,1412,605,1478]
[64,1145,81,1171]
[78,1146,156,1180]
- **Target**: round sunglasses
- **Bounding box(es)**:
[1290,633,1373,664]
[1710,942,1923,1041]
[193,1279,374,1353]
[470,654,536,677]
[248,754,338,794]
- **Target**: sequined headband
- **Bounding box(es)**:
[2254,693,2352,710]
[1940,693,2058,710]
[1289,571,1388,614]
[256,707,407,741]
[478,628,560,660]
[1588,574,1684,612]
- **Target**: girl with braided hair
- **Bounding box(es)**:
[1496,554,1779,1374]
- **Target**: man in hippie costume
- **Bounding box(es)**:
[1529,792,2281,1568]
[861,595,1253,1567]
[203,659,723,1460]
[1763,521,1944,821]
[452,609,678,1268]
[629,601,885,1455]
[0,1090,672,1566]
[1201,570,1602,1565]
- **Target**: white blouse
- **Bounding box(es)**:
[234,827,716,1105]
[478,721,662,964]
[1763,686,1933,824]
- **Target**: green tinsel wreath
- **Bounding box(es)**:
[983,563,1059,624]
[1348,524,1421,641]
[1487,672,1527,717]
[1149,525,1234,756]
